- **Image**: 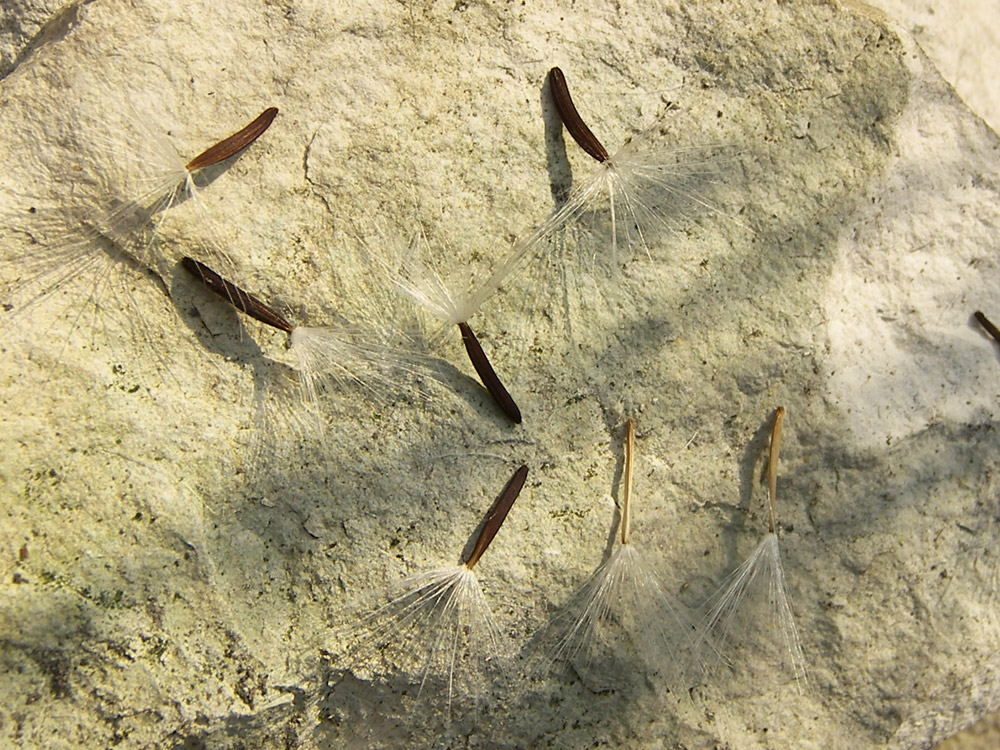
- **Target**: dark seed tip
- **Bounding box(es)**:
[975,311,1000,344]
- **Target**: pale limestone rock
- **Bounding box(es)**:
[1,2,999,749]
[0,0,74,79]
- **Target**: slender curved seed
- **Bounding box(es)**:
[465,464,530,570]
[457,321,522,424]
[548,67,609,164]
[975,311,1000,345]
[621,418,635,546]
[182,256,294,333]
[767,406,785,535]
[185,107,279,172]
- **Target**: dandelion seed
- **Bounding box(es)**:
[533,419,695,688]
[1,101,278,369]
[91,105,279,241]
[381,233,523,424]
[698,406,807,688]
[975,311,1000,347]
[181,256,443,411]
[73,104,280,272]
[346,465,529,712]
[546,66,725,266]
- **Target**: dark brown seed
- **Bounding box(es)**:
[185,107,279,172]
[548,67,609,164]
[975,311,1000,345]
[465,465,529,570]
[457,321,522,424]
[182,256,294,333]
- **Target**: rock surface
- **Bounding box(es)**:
[1,1,999,749]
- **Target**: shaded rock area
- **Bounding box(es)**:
[1,1,999,749]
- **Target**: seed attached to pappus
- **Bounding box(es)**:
[102,105,280,244]
[542,65,727,266]
[766,406,784,534]
[381,233,524,424]
[181,256,439,411]
[697,406,807,688]
[0,96,280,387]
[530,418,695,686]
[344,464,530,711]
